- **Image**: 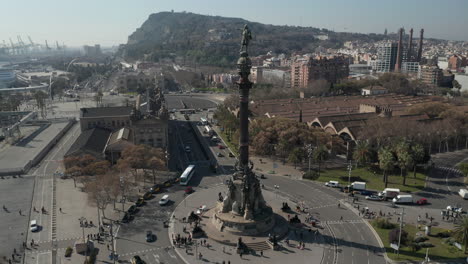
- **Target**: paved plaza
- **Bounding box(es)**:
[170,183,332,264]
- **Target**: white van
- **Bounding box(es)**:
[30,220,39,232]
[392,195,413,204]
[159,194,170,205]
[459,189,468,199]
[325,181,340,188]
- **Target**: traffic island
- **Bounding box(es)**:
[169,184,325,264]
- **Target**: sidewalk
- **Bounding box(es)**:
[24,177,128,263]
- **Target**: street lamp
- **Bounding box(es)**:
[78,217,89,261]
[274,185,279,198]
[347,160,352,188]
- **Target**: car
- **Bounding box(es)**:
[122,212,133,223]
[127,205,137,214]
[325,181,340,188]
[73,98,80,102]
[146,231,156,242]
[30,220,39,232]
[365,195,383,201]
[131,255,145,264]
[159,194,170,205]
[217,152,224,157]
[218,144,225,149]
[228,152,235,157]
[447,205,463,213]
[359,190,373,196]
[150,185,161,194]
[136,197,145,207]
[416,198,428,205]
[196,205,207,215]
[143,192,153,200]
[185,186,194,194]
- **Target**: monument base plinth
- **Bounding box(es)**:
[212,203,275,236]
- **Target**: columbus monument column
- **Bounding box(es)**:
[212,25,275,235]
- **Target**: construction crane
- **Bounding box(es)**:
[45,40,51,50]
[56,41,61,50]
[9,38,17,54]
[28,36,34,46]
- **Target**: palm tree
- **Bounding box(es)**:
[353,140,372,167]
[314,145,329,176]
[378,147,395,188]
[454,216,468,253]
[395,141,413,186]
[410,143,425,178]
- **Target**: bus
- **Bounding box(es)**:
[180,165,196,185]
[200,117,208,125]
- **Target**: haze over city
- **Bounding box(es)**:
[1,1,468,264]
[1,0,468,46]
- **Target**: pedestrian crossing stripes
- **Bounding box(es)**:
[324,220,365,225]
[119,246,173,257]
[439,166,463,175]
[36,236,83,244]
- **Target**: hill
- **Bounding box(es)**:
[120,11,386,67]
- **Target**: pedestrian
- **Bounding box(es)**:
[223,261,225,264]
[418,215,421,222]
[228,261,231,264]
[425,212,428,219]
[199,252,202,260]
[8,259,11,264]
[223,246,225,253]
[19,210,21,215]
[261,250,263,257]
[13,248,16,255]
[397,217,400,222]
[338,203,340,208]
[340,216,343,221]
[357,205,360,210]
[11,254,14,260]
[59,208,62,213]
[240,251,243,258]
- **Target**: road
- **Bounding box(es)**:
[115,107,386,264]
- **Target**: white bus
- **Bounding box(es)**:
[180,165,196,185]
[200,117,208,125]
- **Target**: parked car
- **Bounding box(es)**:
[122,212,133,223]
[127,205,137,214]
[365,195,383,201]
[416,198,428,205]
[228,152,235,157]
[150,185,161,194]
[131,255,145,264]
[185,186,194,194]
[146,231,156,242]
[136,198,145,207]
[217,152,224,157]
[159,195,170,205]
[218,144,225,149]
[359,190,373,196]
[143,192,153,200]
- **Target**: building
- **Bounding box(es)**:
[251,66,263,84]
[117,71,156,92]
[419,65,443,86]
[448,55,467,71]
[290,56,349,89]
[77,78,169,154]
[83,44,102,57]
[80,106,133,131]
[361,86,388,96]
[307,56,349,84]
[373,42,404,72]
[64,128,111,159]
[0,68,16,88]
[401,61,420,74]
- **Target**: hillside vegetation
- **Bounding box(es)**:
[120,11,385,67]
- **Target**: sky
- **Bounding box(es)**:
[1,0,467,47]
